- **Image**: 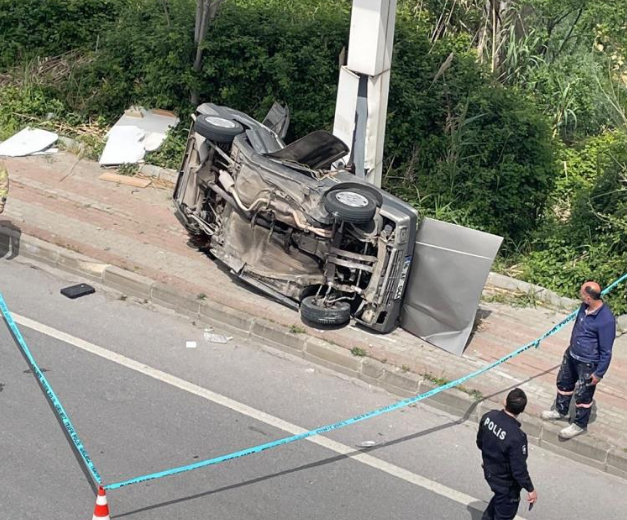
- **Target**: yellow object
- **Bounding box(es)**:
[0,161,8,213]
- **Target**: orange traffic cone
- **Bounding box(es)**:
[92,487,110,520]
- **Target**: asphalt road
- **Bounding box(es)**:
[0,257,624,520]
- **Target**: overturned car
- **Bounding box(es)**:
[173,103,418,333]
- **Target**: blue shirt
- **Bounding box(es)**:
[569,303,616,378]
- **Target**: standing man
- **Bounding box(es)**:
[542,281,616,439]
[477,388,537,520]
[0,161,8,214]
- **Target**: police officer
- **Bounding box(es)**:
[0,161,8,214]
[477,388,537,519]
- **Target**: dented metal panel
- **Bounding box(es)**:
[400,218,503,356]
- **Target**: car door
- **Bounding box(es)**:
[262,102,290,140]
[400,218,503,356]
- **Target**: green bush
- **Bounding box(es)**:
[521,130,627,313]
[386,34,557,246]
[524,52,605,141]
[0,85,66,139]
[0,0,128,69]
[51,0,351,135]
[197,0,351,139]
[144,126,188,170]
[69,0,196,119]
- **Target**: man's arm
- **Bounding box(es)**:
[476,414,485,450]
[508,439,534,492]
[594,316,616,379]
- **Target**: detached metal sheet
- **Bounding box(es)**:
[400,218,503,356]
[332,66,361,165]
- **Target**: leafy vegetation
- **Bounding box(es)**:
[0,0,128,68]
[0,0,625,312]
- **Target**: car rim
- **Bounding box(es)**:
[334,191,370,208]
[205,116,237,129]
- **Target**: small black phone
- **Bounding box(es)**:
[529,502,535,511]
[60,283,96,299]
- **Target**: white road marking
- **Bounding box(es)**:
[11,312,524,518]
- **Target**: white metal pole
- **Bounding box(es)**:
[332,0,397,187]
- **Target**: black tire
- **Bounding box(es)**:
[300,296,351,327]
[194,115,244,143]
[324,187,378,224]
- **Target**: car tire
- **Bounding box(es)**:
[324,187,378,224]
[300,296,351,327]
[194,115,244,143]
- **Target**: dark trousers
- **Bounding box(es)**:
[482,481,521,520]
[555,349,597,428]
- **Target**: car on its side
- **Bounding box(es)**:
[173,103,418,332]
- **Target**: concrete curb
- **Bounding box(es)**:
[1,225,626,481]
[485,272,579,309]
[486,272,627,329]
[138,164,177,184]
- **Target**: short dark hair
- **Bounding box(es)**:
[506,388,527,415]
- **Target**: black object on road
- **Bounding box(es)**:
[61,283,95,299]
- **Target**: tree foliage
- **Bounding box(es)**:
[0,0,128,68]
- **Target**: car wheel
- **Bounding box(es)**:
[194,115,244,143]
[300,296,351,327]
[324,187,378,224]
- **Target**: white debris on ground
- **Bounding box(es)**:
[356,441,379,448]
[0,127,59,157]
[206,334,233,344]
[203,328,233,344]
[100,126,146,165]
[99,106,179,166]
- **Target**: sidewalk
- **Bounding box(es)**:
[2,151,626,476]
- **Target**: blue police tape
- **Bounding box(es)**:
[0,293,103,486]
[104,271,627,491]
[600,272,627,296]
[102,335,556,489]
[2,272,625,491]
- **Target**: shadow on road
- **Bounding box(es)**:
[113,402,485,518]
[466,501,486,519]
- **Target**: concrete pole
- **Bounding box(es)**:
[332,0,397,187]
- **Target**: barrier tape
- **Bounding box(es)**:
[103,272,627,490]
[0,293,103,486]
[2,272,625,492]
